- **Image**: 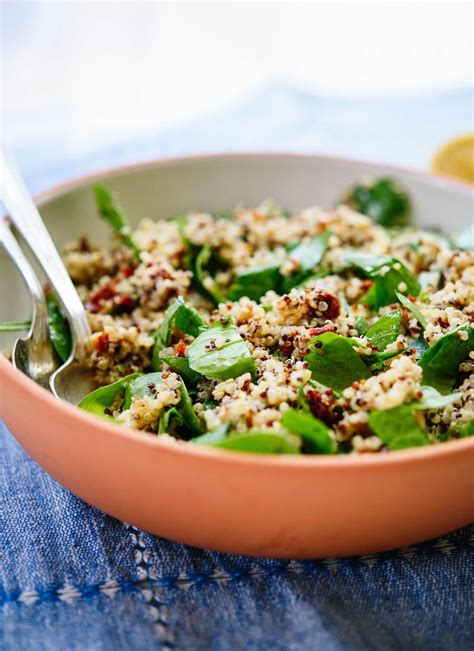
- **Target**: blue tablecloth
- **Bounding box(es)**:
[1,85,473,650]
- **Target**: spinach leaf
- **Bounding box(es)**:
[345,253,420,308]
[343,253,393,272]
[0,320,31,332]
[159,356,201,384]
[158,407,184,436]
[176,378,202,436]
[206,430,301,454]
[456,420,474,438]
[281,409,335,454]
[94,185,140,258]
[78,373,141,419]
[282,231,331,292]
[347,178,410,227]
[46,293,72,362]
[365,309,401,351]
[389,432,430,450]
[151,297,207,370]
[229,263,281,301]
[228,233,330,299]
[123,371,201,435]
[368,404,429,450]
[191,423,230,445]
[419,324,474,394]
[412,386,463,410]
[361,348,405,372]
[440,419,474,442]
[122,372,165,409]
[165,297,206,340]
[194,245,224,305]
[395,291,427,329]
[188,316,256,381]
[304,332,371,393]
[355,317,370,336]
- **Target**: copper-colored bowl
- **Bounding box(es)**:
[1,153,473,558]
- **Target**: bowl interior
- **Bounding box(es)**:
[0,153,471,350]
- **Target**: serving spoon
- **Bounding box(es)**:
[1,219,58,388]
[0,151,97,403]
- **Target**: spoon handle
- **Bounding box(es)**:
[0,151,91,348]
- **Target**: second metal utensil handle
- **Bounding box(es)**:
[0,150,91,347]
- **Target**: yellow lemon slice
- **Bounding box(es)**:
[431,134,474,184]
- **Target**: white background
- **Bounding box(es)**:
[1,1,473,154]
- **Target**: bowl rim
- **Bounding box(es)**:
[2,151,473,469]
[32,150,473,208]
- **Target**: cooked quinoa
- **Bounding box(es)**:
[60,179,474,454]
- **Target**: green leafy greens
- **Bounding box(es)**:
[45,292,72,362]
[159,356,201,384]
[151,296,206,370]
[419,324,474,394]
[229,262,281,302]
[79,371,201,436]
[78,373,141,419]
[281,409,335,454]
[282,231,331,291]
[368,404,429,450]
[344,253,420,308]
[228,232,331,301]
[413,386,463,410]
[0,320,32,332]
[94,185,141,258]
[395,291,428,329]
[193,429,300,454]
[365,309,401,351]
[187,316,256,381]
[347,178,410,227]
[0,294,72,362]
[123,372,201,436]
[194,245,224,305]
[304,332,371,393]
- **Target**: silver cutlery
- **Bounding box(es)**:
[1,218,58,388]
[0,151,97,403]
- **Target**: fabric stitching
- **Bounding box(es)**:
[1,525,472,609]
[125,524,176,650]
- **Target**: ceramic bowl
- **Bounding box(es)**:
[1,153,473,558]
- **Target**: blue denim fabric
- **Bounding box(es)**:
[1,423,473,651]
[2,87,474,650]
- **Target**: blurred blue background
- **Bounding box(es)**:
[1,2,473,192]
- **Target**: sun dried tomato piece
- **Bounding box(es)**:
[308,323,336,337]
[89,279,117,306]
[120,265,136,278]
[174,341,187,357]
[95,332,110,354]
[315,289,341,320]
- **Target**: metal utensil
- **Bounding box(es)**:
[1,219,58,388]
[0,151,97,403]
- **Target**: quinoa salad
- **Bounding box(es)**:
[8,178,474,454]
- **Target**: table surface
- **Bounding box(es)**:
[1,85,473,651]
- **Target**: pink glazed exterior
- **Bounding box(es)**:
[1,153,473,558]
